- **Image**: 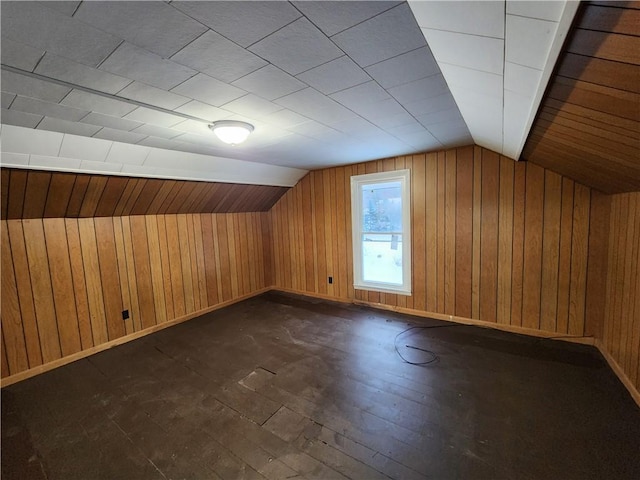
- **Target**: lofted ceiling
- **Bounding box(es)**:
[0,1,580,183]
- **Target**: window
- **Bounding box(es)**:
[351,169,411,295]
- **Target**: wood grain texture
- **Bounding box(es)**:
[603,192,640,392]
[1,168,289,219]
[270,147,604,339]
[2,212,272,379]
[522,1,640,193]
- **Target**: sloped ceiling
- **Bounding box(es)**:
[522,0,640,194]
[1,1,636,195]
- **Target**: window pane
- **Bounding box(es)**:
[361,181,402,232]
[362,233,403,285]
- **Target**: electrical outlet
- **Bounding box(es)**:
[328,276,333,284]
[122,310,129,320]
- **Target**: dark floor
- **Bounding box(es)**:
[2,291,639,480]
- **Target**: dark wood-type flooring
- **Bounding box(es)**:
[2,291,639,479]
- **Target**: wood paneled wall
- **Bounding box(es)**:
[270,146,610,338]
[603,192,640,392]
[1,168,289,219]
[1,212,272,379]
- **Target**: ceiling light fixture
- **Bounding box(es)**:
[209,120,254,145]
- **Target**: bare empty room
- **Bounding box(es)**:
[1,1,639,479]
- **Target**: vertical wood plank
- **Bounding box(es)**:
[201,214,219,305]
[120,217,142,332]
[79,176,108,217]
[187,215,202,309]
[23,218,62,362]
[6,221,43,366]
[471,148,482,319]
[510,161,526,327]
[455,148,473,318]
[43,173,75,218]
[22,172,51,219]
[497,157,514,324]
[145,215,168,324]
[444,151,457,315]
[436,152,446,313]
[7,170,27,219]
[540,170,562,332]
[156,215,175,321]
[226,215,239,299]
[1,221,29,373]
[129,216,157,329]
[165,215,185,317]
[177,214,196,312]
[557,178,575,334]
[479,150,499,322]
[522,164,544,330]
[65,219,94,348]
[113,217,134,336]
[568,184,591,336]
[43,218,82,356]
[314,172,327,296]
[216,215,232,301]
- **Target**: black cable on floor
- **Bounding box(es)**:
[393,324,465,366]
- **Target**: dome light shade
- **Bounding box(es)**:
[209,121,254,145]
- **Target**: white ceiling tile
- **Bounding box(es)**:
[35,2,81,17]
[0,37,45,72]
[171,1,301,48]
[171,132,219,147]
[79,159,123,173]
[137,136,184,150]
[35,53,133,95]
[1,152,30,166]
[403,92,458,117]
[365,46,440,89]
[171,30,267,83]
[1,2,121,67]
[171,119,212,135]
[409,1,505,38]
[1,124,63,156]
[292,1,401,37]
[504,62,543,98]
[92,127,148,145]
[131,124,183,140]
[30,154,81,170]
[415,108,465,127]
[105,142,151,166]
[80,112,142,131]
[421,29,504,75]
[120,164,157,176]
[1,109,43,129]
[59,134,113,162]
[74,1,207,57]
[117,82,191,110]
[37,117,102,137]
[333,3,426,67]
[1,92,16,109]
[1,70,71,103]
[249,18,343,76]
[11,96,89,122]
[503,90,534,160]
[170,74,246,107]
[389,75,450,104]
[232,65,307,101]
[506,1,566,22]
[221,94,283,119]
[296,56,371,95]
[370,110,416,129]
[123,107,185,127]
[100,42,197,90]
[261,109,310,129]
[173,101,228,122]
[330,81,390,108]
[61,90,137,117]
[439,64,503,98]
[506,15,558,70]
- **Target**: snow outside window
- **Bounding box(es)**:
[351,169,411,295]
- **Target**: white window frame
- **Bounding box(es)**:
[351,169,411,295]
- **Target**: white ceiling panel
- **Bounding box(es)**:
[259,109,310,129]
[123,107,185,128]
[388,75,450,104]
[79,159,123,173]
[1,92,16,109]
[36,1,81,17]
[36,117,101,137]
[1,124,63,156]
[333,3,426,68]
[31,154,81,170]
[171,30,267,83]
[403,92,458,117]
[61,90,137,117]
[1,70,71,103]
[505,15,558,70]
[11,96,89,122]
[59,134,113,162]
[330,81,390,108]
[74,1,207,58]
[80,112,143,132]
[504,62,543,98]
[232,65,306,101]
[35,53,133,95]
[100,42,197,90]
[1,152,30,166]
[249,18,344,76]
[117,82,191,111]
[439,64,503,98]
[92,127,147,145]
[173,101,228,122]
[364,46,440,89]
[0,109,43,129]
[503,90,534,160]
[506,0,566,22]
[420,29,504,75]
[370,110,416,129]
[170,73,246,107]
[409,1,505,38]
[171,119,212,136]
[1,1,121,67]
[0,38,45,72]
[131,124,183,140]
[221,94,283,119]
[415,108,465,127]
[171,1,302,48]
[296,56,371,95]
[292,1,401,37]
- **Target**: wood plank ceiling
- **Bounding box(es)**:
[0,168,288,219]
[522,1,640,194]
